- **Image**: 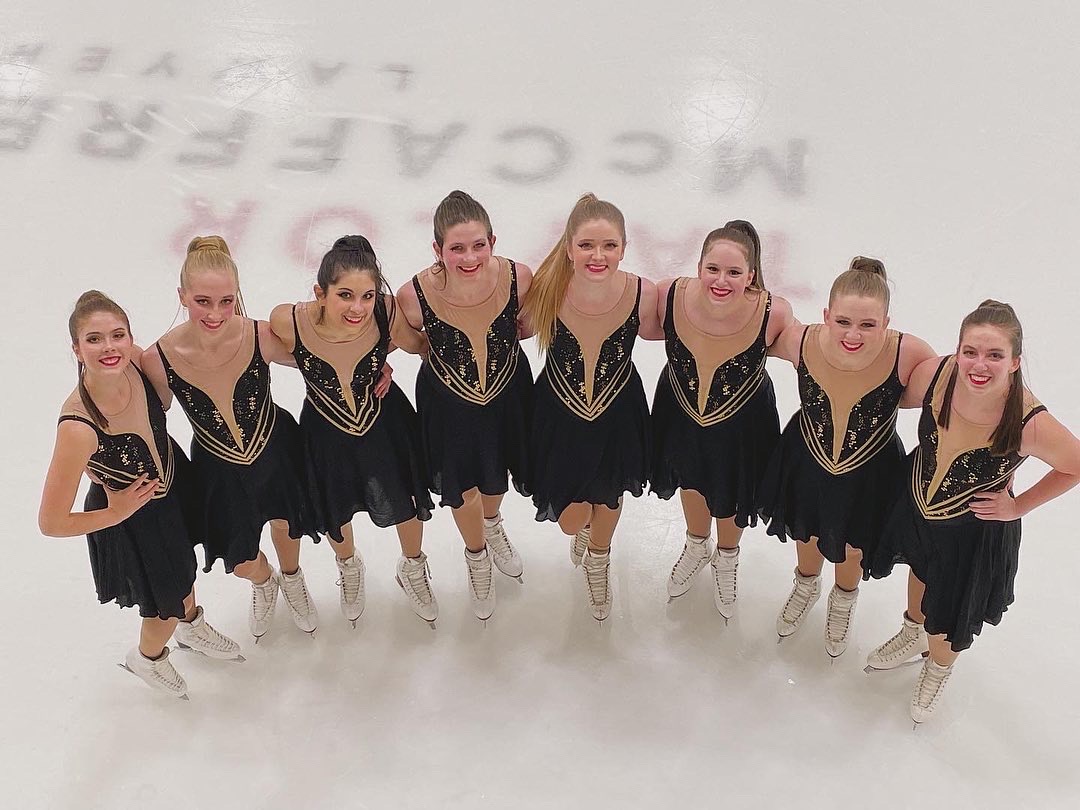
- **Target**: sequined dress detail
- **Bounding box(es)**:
[412,260,534,507]
[530,274,650,521]
[650,280,779,525]
[757,325,907,565]
[155,318,314,572]
[292,299,433,538]
[869,355,1046,652]
[58,364,197,619]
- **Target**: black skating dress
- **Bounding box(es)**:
[156,319,315,572]
[651,280,779,527]
[869,356,1046,652]
[59,364,198,619]
[758,325,906,567]
[530,273,650,522]
[291,298,433,541]
[412,259,533,508]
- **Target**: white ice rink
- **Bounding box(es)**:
[3,2,1080,808]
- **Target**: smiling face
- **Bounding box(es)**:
[957,324,1020,395]
[315,268,378,331]
[567,218,625,283]
[823,294,890,355]
[73,311,133,377]
[435,220,495,278]
[179,270,238,334]
[697,239,752,305]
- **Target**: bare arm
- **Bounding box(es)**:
[972,410,1080,521]
[258,319,297,368]
[139,344,173,410]
[1014,411,1080,514]
[899,355,944,409]
[898,334,938,387]
[38,421,157,537]
[268,303,297,354]
[395,277,425,332]
[388,295,429,356]
[765,294,797,347]
[514,261,536,340]
[637,277,663,341]
[654,277,675,333]
[767,321,807,366]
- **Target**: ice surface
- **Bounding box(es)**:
[3,3,1079,808]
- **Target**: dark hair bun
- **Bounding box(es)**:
[332,235,375,254]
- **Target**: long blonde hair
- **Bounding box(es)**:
[181,235,246,316]
[522,193,627,352]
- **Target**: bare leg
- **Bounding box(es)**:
[139,616,179,658]
[326,521,356,563]
[452,487,485,552]
[480,493,505,521]
[181,590,198,622]
[795,536,825,578]
[270,519,304,572]
[907,570,927,623]
[557,502,592,536]
[679,489,712,538]
[585,501,622,551]
[834,544,864,591]
[396,517,423,558]
[715,517,744,551]
[233,552,273,584]
[927,634,959,667]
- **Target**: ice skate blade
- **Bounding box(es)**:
[117,663,190,699]
[175,641,246,663]
[863,655,928,675]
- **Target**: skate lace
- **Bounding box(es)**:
[336,557,364,604]
[195,619,238,653]
[484,519,516,563]
[781,578,818,623]
[281,572,314,615]
[584,554,611,605]
[914,661,953,710]
[671,539,710,585]
[711,551,738,603]
[150,654,185,690]
[573,529,590,559]
[467,553,493,600]
[878,624,919,659]
[826,591,857,643]
[402,554,434,605]
[251,577,277,622]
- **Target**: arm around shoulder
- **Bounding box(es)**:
[637,277,663,341]
[899,354,944,409]
[268,303,297,354]
[395,276,425,331]
[768,320,805,365]
[138,344,173,409]
[258,318,297,368]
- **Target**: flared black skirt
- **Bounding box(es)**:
[300,383,434,542]
[758,410,905,568]
[415,357,534,509]
[869,479,1021,653]
[530,366,650,522]
[85,439,198,620]
[650,370,779,528]
[188,406,316,573]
